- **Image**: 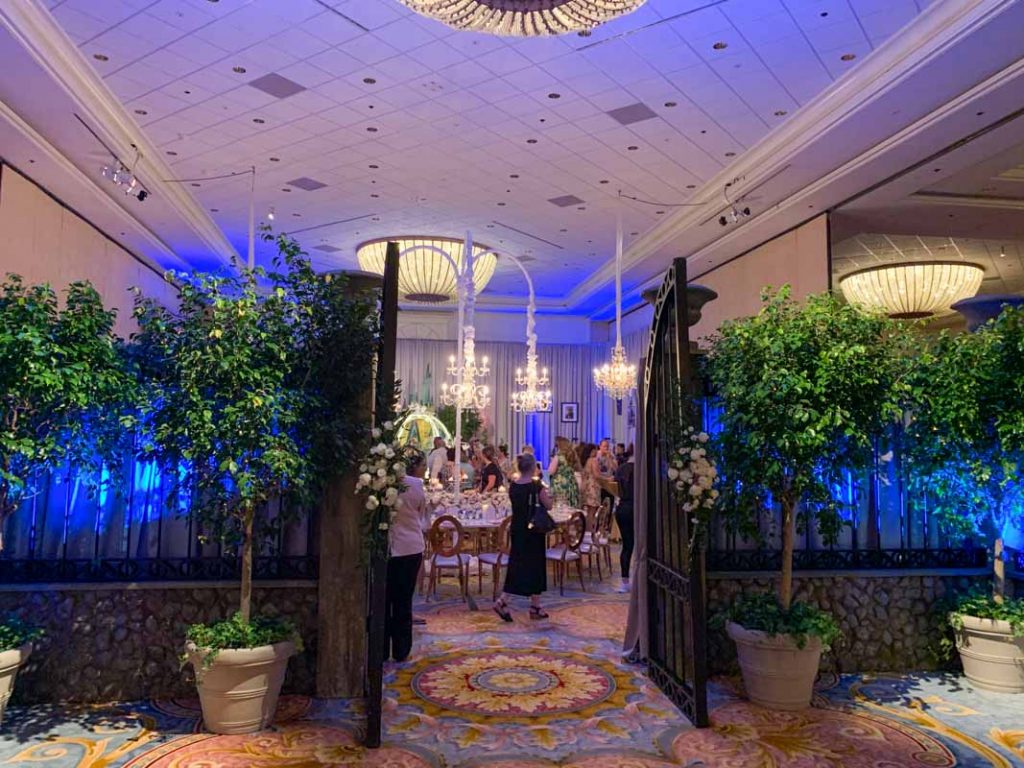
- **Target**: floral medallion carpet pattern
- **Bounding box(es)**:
[1,582,1023,766]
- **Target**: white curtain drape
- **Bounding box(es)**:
[396,338,620,456]
[607,326,651,451]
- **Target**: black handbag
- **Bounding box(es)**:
[527,484,556,535]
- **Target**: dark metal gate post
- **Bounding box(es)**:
[643,257,709,728]
[365,241,400,748]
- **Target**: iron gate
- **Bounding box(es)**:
[643,257,709,727]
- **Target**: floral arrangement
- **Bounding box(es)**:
[355,418,407,558]
[667,426,719,564]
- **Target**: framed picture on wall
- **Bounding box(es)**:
[560,402,579,423]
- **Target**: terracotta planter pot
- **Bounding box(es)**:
[955,615,1024,693]
[0,643,32,725]
[187,641,296,734]
[727,622,822,710]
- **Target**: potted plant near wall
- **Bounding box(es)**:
[133,236,370,734]
[909,305,1024,692]
[706,288,911,709]
[0,617,42,724]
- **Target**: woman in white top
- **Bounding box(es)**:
[387,451,429,662]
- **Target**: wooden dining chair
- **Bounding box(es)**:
[477,517,511,600]
[427,514,471,600]
[545,511,587,595]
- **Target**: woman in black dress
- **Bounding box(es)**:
[478,445,505,492]
[494,453,551,621]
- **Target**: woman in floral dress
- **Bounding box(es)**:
[547,436,580,507]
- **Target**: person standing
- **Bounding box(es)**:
[579,443,602,511]
[548,436,580,507]
[479,445,505,492]
[386,452,429,661]
[494,454,551,621]
[427,436,448,484]
[596,438,618,508]
[614,452,635,594]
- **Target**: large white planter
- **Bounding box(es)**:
[727,622,823,710]
[955,615,1024,693]
[0,643,32,725]
[187,641,296,734]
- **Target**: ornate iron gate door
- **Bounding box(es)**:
[643,257,709,727]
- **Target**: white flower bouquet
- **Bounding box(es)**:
[667,426,719,521]
[354,418,407,556]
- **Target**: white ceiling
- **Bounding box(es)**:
[32,0,931,304]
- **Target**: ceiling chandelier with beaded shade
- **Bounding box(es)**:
[839,261,984,319]
[396,0,648,36]
[356,236,497,304]
[594,217,637,401]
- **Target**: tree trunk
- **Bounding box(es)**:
[994,538,1005,603]
[239,506,255,623]
[780,496,796,611]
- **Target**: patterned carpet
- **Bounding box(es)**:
[2,577,1023,766]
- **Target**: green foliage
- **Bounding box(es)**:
[133,232,378,622]
[0,616,43,652]
[948,589,1024,637]
[0,276,136,548]
[706,288,914,608]
[436,404,482,444]
[906,306,1024,563]
[712,592,842,650]
[185,612,302,666]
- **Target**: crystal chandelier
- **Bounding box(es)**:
[594,217,637,401]
[397,0,648,36]
[441,243,491,410]
[356,237,497,303]
[839,260,983,319]
[510,306,551,413]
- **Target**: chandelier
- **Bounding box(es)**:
[594,217,637,401]
[396,0,648,36]
[839,261,984,319]
[356,237,497,303]
[511,301,551,412]
[442,348,491,410]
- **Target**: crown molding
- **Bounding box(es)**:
[568,0,1017,313]
[0,1,237,267]
[0,98,187,273]
[911,191,1024,210]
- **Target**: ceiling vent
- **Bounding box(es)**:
[287,177,328,191]
[548,194,586,207]
[249,73,307,99]
[607,102,659,126]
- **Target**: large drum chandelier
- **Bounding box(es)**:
[356,237,497,303]
[839,261,984,319]
[396,0,648,36]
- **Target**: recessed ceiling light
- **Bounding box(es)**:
[292,213,301,217]
[627,145,638,151]
[191,183,201,187]
[686,184,696,189]
[774,110,787,116]
[840,53,856,61]
[725,151,736,157]
[526,139,538,144]
[820,10,828,16]
[713,41,728,50]
[560,228,568,232]
[933,167,942,172]
[510,174,519,178]
[363,77,377,84]
[282,188,291,192]
[370,193,379,198]
[93,53,109,61]
[253,118,265,124]
[269,157,280,162]
[976,111,986,116]
[630,231,638,236]
[700,129,707,134]
[486,224,495,228]
[599,179,609,184]
[210,208,219,212]
[233,66,247,73]
[372,217,380,221]
[547,92,561,99]
[664,101,677,108]
[367,127,378,132]
[166,150,178,156]
[656,210,665,215]
[183,89,191,95]
[577,206,586,211]
[369,164,379,169]
[497,202,506,206]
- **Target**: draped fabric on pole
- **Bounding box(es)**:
[396,338,614,453]
[622,357,648,659]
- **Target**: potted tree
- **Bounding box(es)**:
[0,276,135,550]
[909,305,1024,692]
[0,617,42,724]
[707,288,910,709]
[133,246,317,734]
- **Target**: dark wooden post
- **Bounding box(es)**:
[364,241,400,748]
[316,273,382,699]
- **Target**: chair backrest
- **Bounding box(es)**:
[597,499,613,537]
[429,514,464,558]
[495,516,512,555]
[562,510,586,552]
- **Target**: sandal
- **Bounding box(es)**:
[529,606,549,620]
[493,600,513,623]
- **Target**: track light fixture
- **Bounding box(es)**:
[101,160,149,202]
[718,206,751,227]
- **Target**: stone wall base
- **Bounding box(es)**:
[707,570,990,674]
[0,582,317,705]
